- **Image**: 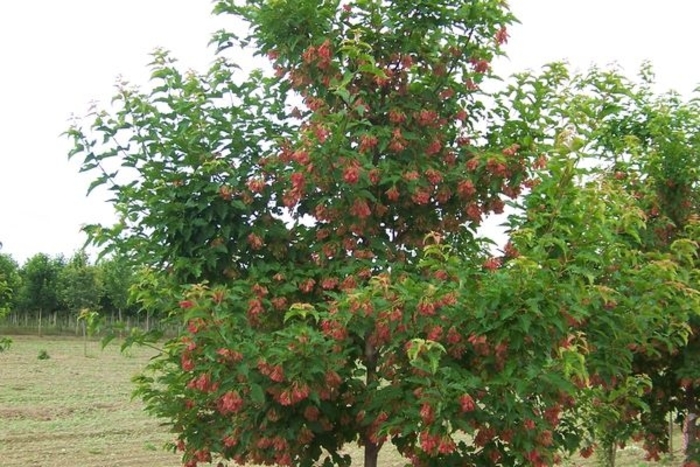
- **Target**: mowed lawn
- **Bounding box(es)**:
[0,335,688,467]
[0,335,181,467]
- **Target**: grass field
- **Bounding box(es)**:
[0,336,180,467]
[0,335,688,467]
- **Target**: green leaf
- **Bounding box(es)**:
[249,383,265,405]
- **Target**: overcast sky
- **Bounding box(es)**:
[1,1,698,264]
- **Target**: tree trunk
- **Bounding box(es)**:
[37,308,42,337]
[363,437,379,467]
[82,320,88,357]
[363,334,380,467]
[685,413,698,455]
[669,411,675,460]
[684,388,698,462]
[597,440,616,467]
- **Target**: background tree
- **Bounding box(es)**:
[0,248,18,351]
[0,252,21,314]
[57,250,103,316]
[67,1,700,467]
[17,253,64,333]
[98,256,136,320]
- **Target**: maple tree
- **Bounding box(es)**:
[557,65,700,467]
[66,1,700,466]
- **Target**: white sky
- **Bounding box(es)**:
[0,1,698,264]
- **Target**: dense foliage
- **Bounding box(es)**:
[66,1,700,466]
[0,252,21,315]
[562,65,700,466]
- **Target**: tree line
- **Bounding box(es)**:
[0,251,140,331]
